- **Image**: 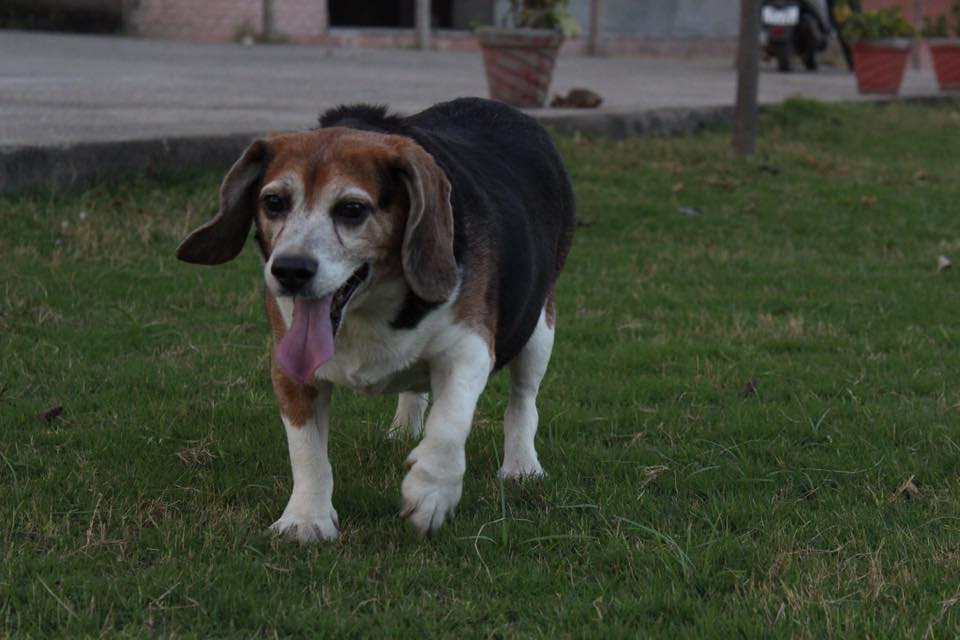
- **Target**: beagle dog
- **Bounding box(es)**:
[177,98,575,540]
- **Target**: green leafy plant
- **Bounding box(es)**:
[842,6,914,43]
[922,2,960,38]
[923,15,950,38]
[503,0,580,36]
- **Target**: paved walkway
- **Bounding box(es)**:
[0,29,941,147]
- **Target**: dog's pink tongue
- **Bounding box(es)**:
[276,296,335,383]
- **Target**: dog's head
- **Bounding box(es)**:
[177,128,457,380]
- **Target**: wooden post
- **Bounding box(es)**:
[587,0,603,56]
[416,0,432,50]
[733,0,760,157]
[262,0,275,41]
[911,0,923,68]
[319,0,329,36]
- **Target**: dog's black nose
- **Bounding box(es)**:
[271,255,318,294]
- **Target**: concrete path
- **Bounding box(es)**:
[0,29,946,191]
[0,29,941,147]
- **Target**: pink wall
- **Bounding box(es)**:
[127,0,328,43]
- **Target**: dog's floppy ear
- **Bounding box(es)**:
[396,142,458,302]
[176,140,268,265]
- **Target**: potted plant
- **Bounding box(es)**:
[922,3,960,91]
[476,0,580,108]
[842,6,915,94]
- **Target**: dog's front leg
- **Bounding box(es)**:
[401,332,492,536]
[270,378,339,542]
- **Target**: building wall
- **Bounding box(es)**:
[575,0,738,39]
[492,0,738,39]
[272,0,328,40]
[123,0,956,50]
[126,0,328,43]
[125,0,738,55]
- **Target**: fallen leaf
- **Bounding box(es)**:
[704,175,740,190]
[40,405,64,422]
[892,475,919,500]
[860,195,877,208]
[740,380,759,398]
[651,161,684,174]
[758,163,781,175]
[938,255,952,272]
[671,182,685,194]
[550,88,603,109]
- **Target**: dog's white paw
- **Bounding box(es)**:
[270,506,340,543]
[498,456,545,480]
[400,445,463,537]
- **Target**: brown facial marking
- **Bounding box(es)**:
[265,290,317,426]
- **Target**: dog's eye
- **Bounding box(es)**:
[332,201,371,226]
[262,194,289,218]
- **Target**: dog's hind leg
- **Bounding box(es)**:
[388,392,429,440]
[499,303,555,479]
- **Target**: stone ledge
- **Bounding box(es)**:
[2,97,956,194]
[0,133,258,193]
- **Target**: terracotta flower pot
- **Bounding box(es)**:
[929,40,960,91]
[851,40,912,94]
[476,27,562,108]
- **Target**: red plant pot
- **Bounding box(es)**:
[476,27,562,108]
[852,40,912,94]
[929,40,960,91]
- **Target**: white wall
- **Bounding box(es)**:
[493,0,738,39]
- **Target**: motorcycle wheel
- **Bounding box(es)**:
[773,41,792,72]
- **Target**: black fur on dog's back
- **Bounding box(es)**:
[319,98,575,370]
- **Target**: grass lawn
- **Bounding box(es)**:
[2,100,960,638]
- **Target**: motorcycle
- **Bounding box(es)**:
[760,0,833,72]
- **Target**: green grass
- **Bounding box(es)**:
[2,100,960,638]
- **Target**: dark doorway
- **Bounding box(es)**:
[329,0,452,28]
[327,0,494,29]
